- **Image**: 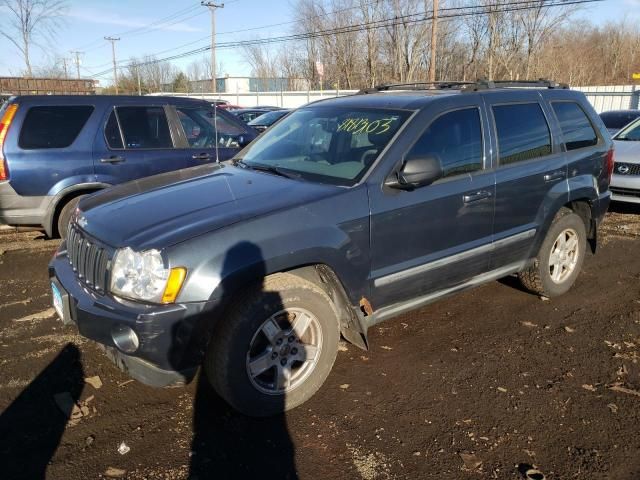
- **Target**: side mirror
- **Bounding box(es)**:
[386,155,443,190]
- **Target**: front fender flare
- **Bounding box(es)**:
[43,182,111,236]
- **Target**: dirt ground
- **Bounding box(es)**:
[1,204,640,480]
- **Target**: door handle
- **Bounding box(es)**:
[192,153,211,160]
[463,190,492,203]
[543,171,565,182]
[100,155,125,164]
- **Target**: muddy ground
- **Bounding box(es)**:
[1,205,640,480]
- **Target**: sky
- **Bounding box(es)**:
[0,0,637,86]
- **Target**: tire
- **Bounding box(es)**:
[205,272,340,417]
[57,195,86,239]
[518,208,587,298]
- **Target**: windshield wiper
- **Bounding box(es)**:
[233,159,301,179]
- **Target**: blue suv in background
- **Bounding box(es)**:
[0,95,255,237]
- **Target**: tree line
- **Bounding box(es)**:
[243,0,640,89]
[2,0,639,91]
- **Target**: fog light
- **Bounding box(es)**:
[112,325,139,354]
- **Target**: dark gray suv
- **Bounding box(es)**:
[49,80,614,416]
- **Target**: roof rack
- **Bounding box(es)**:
[461,79,569,91]
[357,81,474,94]
[356,79,569,95]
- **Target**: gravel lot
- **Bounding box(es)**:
[1,205,640,480]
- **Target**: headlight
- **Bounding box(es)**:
[110,247,186,304]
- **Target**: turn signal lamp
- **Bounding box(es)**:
[161,267,187,304]
[0,103,18,181]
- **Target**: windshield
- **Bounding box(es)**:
[248,109,289,126]
[614,117,640,141]
[237,106,410,186]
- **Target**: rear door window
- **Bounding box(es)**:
[407,107,483,178]
[104,110,124,149]
[19,105,94,149]
[116,106,173,149]
[493,103,551,165]
[552,102,598,151]
[176,107,245,148]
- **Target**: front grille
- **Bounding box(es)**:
[611,187,640,198]
[67,224,109,292]
[614,162,640,176]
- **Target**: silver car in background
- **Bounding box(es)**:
[610,117,640,204]
[600,110,640,136]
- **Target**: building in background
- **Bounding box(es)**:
[0,77,97,96]
[163,76,310,94]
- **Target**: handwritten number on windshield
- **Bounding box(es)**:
[337,117,396,135]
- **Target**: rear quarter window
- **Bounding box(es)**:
[552,102,598,151]
[19,105,94,149]
[493,103,551,165]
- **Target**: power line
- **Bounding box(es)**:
[73,4,202,52]
[83,0,377,70]
[88,0,604,79]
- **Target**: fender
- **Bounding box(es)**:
[528,174,601,257]
[526,177,572,259]
[43,182,111,236]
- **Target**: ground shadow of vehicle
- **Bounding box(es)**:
[0,343,84,480]
[183,242,298,480]
[607,200,640,215]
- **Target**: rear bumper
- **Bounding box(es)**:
[49,244,217,387]
[0,181,50,227]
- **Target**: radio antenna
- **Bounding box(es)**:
[214,103,220,163]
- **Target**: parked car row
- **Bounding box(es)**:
[39,79,615,417]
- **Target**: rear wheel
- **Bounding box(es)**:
[518,208,587,297]
[57,195,86,239]
[205,273,340,417]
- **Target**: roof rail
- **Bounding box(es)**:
[357,81,474,94]
[355,79,569,95]
[461,79,569,92]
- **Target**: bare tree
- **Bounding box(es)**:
[0,0,67,77]
[242,42,278,79]
[33,53,67,78]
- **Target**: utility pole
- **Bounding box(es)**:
[201,1,224,93]
[105,37,121,94]
[62,58,68,79]
[428,0,439,83]
[70,51,83,79]
[135,63,142,96]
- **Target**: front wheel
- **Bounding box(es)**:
[205,273,340,417]
[519,209,587,298]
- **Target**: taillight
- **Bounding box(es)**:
[0,103,18,181]
[605,148,614,184]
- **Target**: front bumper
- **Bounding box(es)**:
[610,173,640,204]
[49,246,217,387]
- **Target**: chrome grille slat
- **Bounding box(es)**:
[66,224,109,293]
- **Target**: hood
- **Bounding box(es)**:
[78,163,340,250]
[613,140,640,164]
